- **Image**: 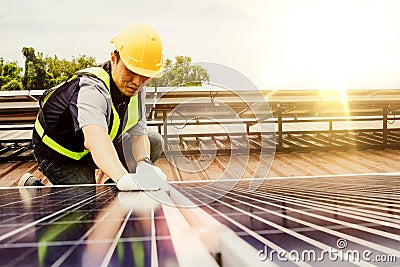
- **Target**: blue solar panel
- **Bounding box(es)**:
[173,174,400,266]
[1,174,399,266]
[0,185,178,267]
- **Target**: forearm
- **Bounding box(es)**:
[83,125,127,182]
[132,135,150,162]
[117,134,168,191]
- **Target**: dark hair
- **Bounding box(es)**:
[113,50,120,62]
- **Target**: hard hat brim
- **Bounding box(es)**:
[120,57,164,78]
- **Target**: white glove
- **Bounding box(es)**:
[135,163,169,192]
[116,164,168,191]
[136,162,167,180]
[116,173,159,191]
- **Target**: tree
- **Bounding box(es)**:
[2,61,22,78]
[72,55,97,71]
[148,56,209,87]
[0,59,23,90]
[22,47,46,90]
[22,47,97,90]
[11,48,207,91]
[1,80,23,91]
[43,54,97,87]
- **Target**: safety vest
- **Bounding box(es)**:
[34,67,139,160]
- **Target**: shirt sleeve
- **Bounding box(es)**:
[76,76,110,131]
[126,87,148,136]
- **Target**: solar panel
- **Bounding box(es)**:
[1,174,399,266]
[172,174,400,266]
[0,185,182,267]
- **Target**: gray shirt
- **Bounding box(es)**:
[76,76,148,136]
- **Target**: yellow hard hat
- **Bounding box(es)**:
[111,22,163,78]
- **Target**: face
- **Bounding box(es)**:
[111,52,149,97]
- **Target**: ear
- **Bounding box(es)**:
[111,52,116,65]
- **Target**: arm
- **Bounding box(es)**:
[131,134,151,163]
[111,133,167,191]
[82,124,128,182]
[129,87,151,163]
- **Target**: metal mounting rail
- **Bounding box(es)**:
[1,89,400,161]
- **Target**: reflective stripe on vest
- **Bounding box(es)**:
[34,119,89,160]
[35,67,139,160]
[123,94,139,134]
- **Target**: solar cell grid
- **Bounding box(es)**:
[174,175,400,266]
[0,185,178,267]
[0,175,399,266]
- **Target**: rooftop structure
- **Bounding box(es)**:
[0,88,399,266]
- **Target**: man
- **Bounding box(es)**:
[19,22,167,191]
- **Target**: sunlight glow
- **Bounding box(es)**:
[260,0,390,90]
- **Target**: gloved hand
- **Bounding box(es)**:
[116,163,168,191]
[116,173,160,191]
[136,162,167,180]
[135,162,169,192]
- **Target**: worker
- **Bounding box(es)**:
[19,22,167,191]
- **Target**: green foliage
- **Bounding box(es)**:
[2,48,205,91]
[1,61,22,78]
[43,54,97,88]
[22,47,97,90]
[0,76,11,88]
[22,47,46,90]
[148,56,209,87]
[1,80,23,91]
[0,58,23,90]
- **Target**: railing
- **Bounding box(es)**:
[0,88,400,160]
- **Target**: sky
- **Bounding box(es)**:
[1,0,400,89]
